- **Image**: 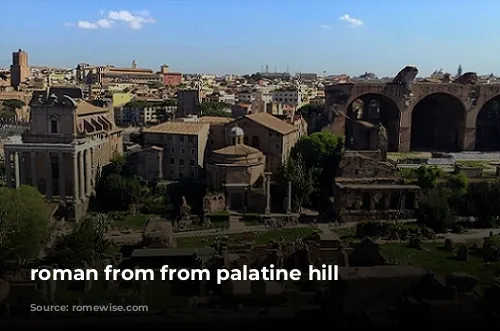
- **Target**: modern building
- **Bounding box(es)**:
[3,87,123,220]
[142,121,210,180]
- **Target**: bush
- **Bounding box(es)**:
[208,211,229,223]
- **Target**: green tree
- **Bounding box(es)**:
[414,165,442,190]
[291,131,344,208]
[445,172,469,212]
[276,155,316,212]
[296,104,324,117]
[46,214,109,269]
[0,186,50,274]
[415,188,454,232]
[463,181,500,227]
[198,102,232,117]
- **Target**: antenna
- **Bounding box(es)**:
[265,65,269,73]
[286,65,289,73]
[274,65,277,73]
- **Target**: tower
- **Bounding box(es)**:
[457,64,463,77]
[10,49,29,90]
[132,60,137,69]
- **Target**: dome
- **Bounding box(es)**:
[230,125,244,137]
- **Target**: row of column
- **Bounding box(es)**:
[4,147,98,203]
[264,176,292,214]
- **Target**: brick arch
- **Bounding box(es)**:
[410,92,467,152]
[345,93,402,152]
[474,94,500,151]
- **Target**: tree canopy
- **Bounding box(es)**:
[296,104,324,117]
[291,131,344,207]
[276,155,316,212]
[199,102,232,117]
[45,214,109,269]
[0,186,51,275]
[2,99,25,110]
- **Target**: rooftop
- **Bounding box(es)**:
[244,112,297,135]
[199,116,233,124]
[212,144,261,157]
[143,122,209,135]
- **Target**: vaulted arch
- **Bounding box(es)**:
[475,96,500,151]
[410,93,466,152]
[345,93,401,152]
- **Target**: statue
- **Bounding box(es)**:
[377,122,388,161]
[179,196,191,226]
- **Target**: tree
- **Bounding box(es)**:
[0,186,51,275]
[198,102,232,117]
[276,155,316,212]
[291,131,344,208]
[415,188,454,232]
[46,214,109,269]
[414,165,442,190]
[296,104,324,117]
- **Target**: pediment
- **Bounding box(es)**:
[47,113,61,120]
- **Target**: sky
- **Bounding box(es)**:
[0,0,499,77]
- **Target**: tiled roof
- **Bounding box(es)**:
[213,144,261,156]
[143,122,209,135]
[244,112,296,135]
[199,116,232,124]
[76,100,108,115]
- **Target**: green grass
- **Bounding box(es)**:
[381,242,500,287]
[176,227,319,248]
[108,212,151,230]
[333,227,356,239]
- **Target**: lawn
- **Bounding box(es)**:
[176,227,319,248]
[108,212,151,230]
[381,242,500,287]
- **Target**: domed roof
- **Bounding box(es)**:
[229,125,244,136]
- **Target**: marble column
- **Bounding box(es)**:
[265,176,271,214]
[18,152,26,185]
[78,151,85,199]
[58,152,66,203]
[4,151,12,188]
[72,153,79,202]
[286,181,292,214]
[13,152,20,188]
[45,152,53,200]
[85,149,92,196]
[30,151,37,188]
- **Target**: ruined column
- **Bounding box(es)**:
[18,152,26,185]
[286,181,292,214]
[4,151,12,188]
[30,151,37,188]
[45,152,53,200]
[78,151,85,199]
[265,175,271,214]
[85,149,92,196]
[72,153,79,202]
[58,152,66,203]
[13,152,20,188]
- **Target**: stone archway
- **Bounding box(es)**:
[410,93,466,152]
[475,96,500,151]
[345,93,401,152]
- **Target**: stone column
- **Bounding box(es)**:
[45,152,53,200]
[58,152,66,203]
[85,149,92,196]
[13,152,20,188]
[286,181,292,214]
[384,194,390,210]
[72,153,79,202]
[30,151,37,188]
[78,151,85,199]
[18,152,26,185]
[265,176,271,214]
[4,151,12,188]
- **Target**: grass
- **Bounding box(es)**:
[333,227,356,240]
[108,212,151,230]
[176,227,319,248]
[244,220,261,226]
[381,242,500,287]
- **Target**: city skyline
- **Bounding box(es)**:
[1,0,499,76]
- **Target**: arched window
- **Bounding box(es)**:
[251,135,260,148]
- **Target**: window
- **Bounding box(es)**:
[188,136,194,143]
[190,171,195,178]
[181,148,186,154]
[170,158,175,165]
[190,159,195,167]
[191,148,196,155]
[50,120,58,134]
[180,159,185,166]
[268,131,272,137]
[171,148,175,153]
[179,135,185,144]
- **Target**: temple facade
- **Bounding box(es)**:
[3,87,123,220]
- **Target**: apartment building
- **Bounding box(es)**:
[142,122,210,180]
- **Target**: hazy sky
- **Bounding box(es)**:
[0,0,498,76]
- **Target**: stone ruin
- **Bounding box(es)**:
[348,237,387,267]
[141,217,176,248]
